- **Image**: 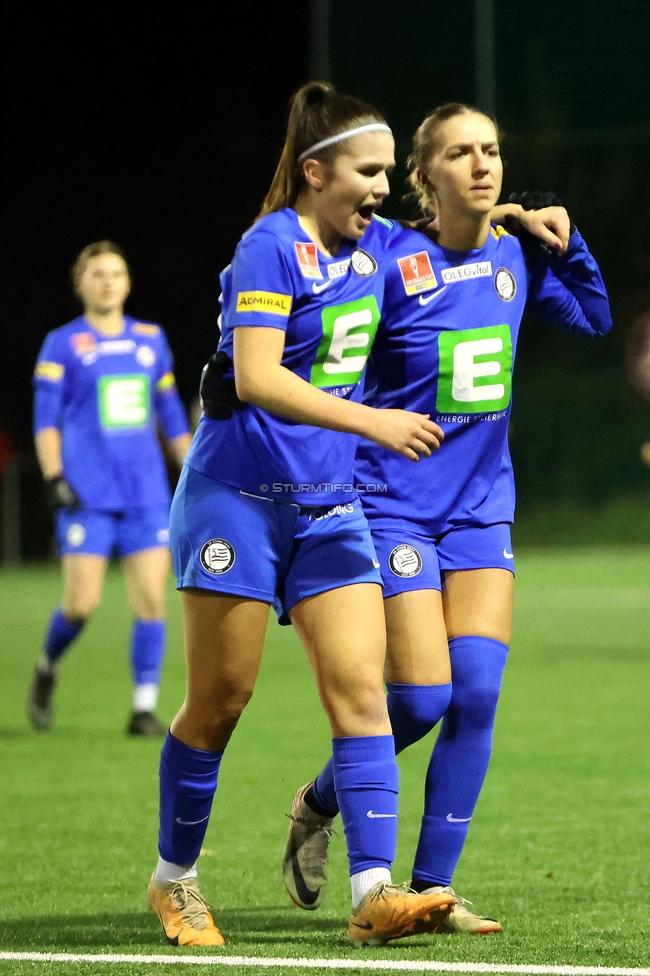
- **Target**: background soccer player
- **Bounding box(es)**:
[146,80,456,950]
[283,103,612,934]
[28,241,192,736]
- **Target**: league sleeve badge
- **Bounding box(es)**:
[294,241,322,279]
[397,252,437,295]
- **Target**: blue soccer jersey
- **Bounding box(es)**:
[357,225,612,531]
[186,208,394,506]
[33,315,191,511]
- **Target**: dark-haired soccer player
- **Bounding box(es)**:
[28,241,192,736]
[146,80,457,949]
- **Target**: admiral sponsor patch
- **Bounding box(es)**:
[294,241,322,279]
[494,267,517,302]
[236,291,292,316]
[351,248,378,277]
[155,372,176,392]
[34,361,65,382]
[388,544,423,578]
[397,251,437,295]
[71,332,96,356]
[441,261,492,284]
[200,538,235,575]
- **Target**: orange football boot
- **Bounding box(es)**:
[348,881,455,947]
[147,876,225,946]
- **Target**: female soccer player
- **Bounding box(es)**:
[28,241,192,736]
[146,82,457,948]
[283,103,612,934]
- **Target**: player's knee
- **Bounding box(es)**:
[453,680,501,730]
[325,679,389,734]
[129,592,165,620]
[61,595,98,619]
[388,684,453,744]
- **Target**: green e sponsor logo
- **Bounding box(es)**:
[436,325,512,414]
[310,296,380,389]
[98,374,151,429]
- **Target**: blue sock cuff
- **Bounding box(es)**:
[448,635,508,655]
[161,732,223,775]
[448,636,508,685]
[333,735,398,794]
[130,619,166,686]
[332,734,395,766]
[387,682,453,700]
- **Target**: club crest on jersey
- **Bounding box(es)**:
[388,544,422,578]
[397,252,437,295]
[351,248,378,277]
[71,332,97,356]
[200,538,235,575]
[136,345,156,368]
[294,241,322,279]
[494,267,517,302]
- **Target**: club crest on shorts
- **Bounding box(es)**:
[351,248,378,276]
[388,544,422,578]
[494,267,517,301]
[200,538,235,575]
[66,523,86,548]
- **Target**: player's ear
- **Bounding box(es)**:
[417,168,434,192]
[302,158,327,192]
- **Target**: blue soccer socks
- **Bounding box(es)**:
[130,619,166,693]
[158,732,223,867]
[43,607,85,665]
[308,683,452,818]
[411,635,508,888]
[332,735,399,875]
[387,682,452,754]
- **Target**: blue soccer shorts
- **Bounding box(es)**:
[56,505,170,558]
[370,521,515,599]
[170,465,382,621]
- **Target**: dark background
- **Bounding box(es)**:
[3,0,650,556]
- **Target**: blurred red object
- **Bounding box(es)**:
[0,429,18,477]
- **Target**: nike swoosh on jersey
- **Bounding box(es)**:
[419,286,448,306]
[446,813,472,822]
[291,857,321,906]
[503,549,514,559]
[312,280,333,294]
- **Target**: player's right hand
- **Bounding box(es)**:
[367,409,444,461]
[45,476,80,510]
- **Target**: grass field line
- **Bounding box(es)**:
[0,953,648,975]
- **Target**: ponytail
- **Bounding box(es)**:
[257,81,387,219]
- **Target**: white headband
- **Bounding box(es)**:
[298,123,393,163]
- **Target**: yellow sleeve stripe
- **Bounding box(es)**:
[156,372,176,392]
[35,361,65,382]
[236,291,292,316]
[491,225,511,240]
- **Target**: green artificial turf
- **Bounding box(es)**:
[1,550,649,973]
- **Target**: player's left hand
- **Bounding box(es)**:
[507,191,572,254]
[45,476,80,510]
[200,352,248,420]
